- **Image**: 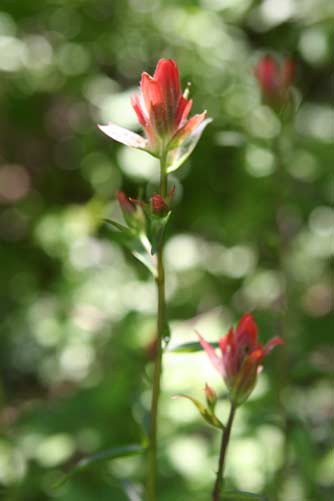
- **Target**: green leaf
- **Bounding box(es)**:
[105,221,156,276]
[53,444,146,488]
[173,394,224,430]
[169,341,219,353]
[167,118,212,173]
[146,211,171,255]
[221,491,267,500]
[104,218,130,233]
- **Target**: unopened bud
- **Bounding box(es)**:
[117,191,144,231]
[204,383,217,411]
[151,193,168,215]
[254,55,296,112]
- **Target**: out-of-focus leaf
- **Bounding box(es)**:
[221,491,267,500]
[169,341,219,353]
[173,394,224,430]
[53,444,146,488]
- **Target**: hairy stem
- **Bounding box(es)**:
[146,154,168,501]
[212,404,236,501]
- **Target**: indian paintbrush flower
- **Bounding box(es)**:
[198,313,284,406]
[98,59,210,169]
[255,55,295,111]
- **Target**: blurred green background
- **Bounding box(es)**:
[0,0,333,500]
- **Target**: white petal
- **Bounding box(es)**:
[98,122,148,149]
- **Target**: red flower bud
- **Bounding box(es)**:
[204,383,217,410]
[255,55,295,109]
[198,313,284,406]
[151,193,168,215]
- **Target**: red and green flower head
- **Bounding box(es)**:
[98,59,211,168]
[254,55,295,110]
[198,313,283,406]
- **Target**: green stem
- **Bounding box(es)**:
[146,153,168,501]
[212,404,236,501]
[271,131,292,500]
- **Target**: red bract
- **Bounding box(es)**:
[255,55,295,108]
[98,59,208,159]
[117,191,136,215]
[198,313,283,406]
[151,185,175,216]
[116,191,143,231]
[151,193,168,215]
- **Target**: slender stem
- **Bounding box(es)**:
[146,153,168,501]
[271,131,292,500]
[212,404,236,501]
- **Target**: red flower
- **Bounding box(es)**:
[255,55,295,108]
[98,59,210,162]
[198,313,283,406]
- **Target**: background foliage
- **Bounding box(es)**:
[0,0,333,500]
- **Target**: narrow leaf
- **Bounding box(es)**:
[104,222,156,276]
[221,491,267,500]
[104,218,130,233]
[132,249,157,276]
[169,341,219,353]
[174,394,224,430]
[53,444,146,488]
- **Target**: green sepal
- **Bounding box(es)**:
[173,394,224,430]
[169,341,219,353]
[52,444,146,488]
[167,118,212,173]
[146,211,171,256]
